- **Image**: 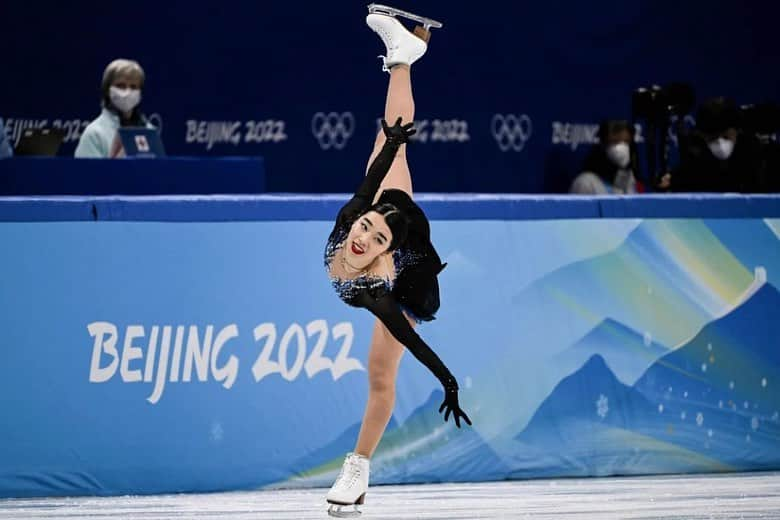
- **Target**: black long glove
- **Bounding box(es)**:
[438,377,472,428]
[381,117,416,145]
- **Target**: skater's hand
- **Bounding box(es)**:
[439,381,472,428]
[382,117,416,145]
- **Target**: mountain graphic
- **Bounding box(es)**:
[280,389,509,486]
[513,354,733,476]
[631,283,780,469]
[635,282,780,410]
[508,219,753,357]
[702,219,780,288]
[280,414,402,488]
[554,318,669,386]
[513,285,780,477]
[468,219,757,446]
[373,390,511,483]
[518,354,655,443]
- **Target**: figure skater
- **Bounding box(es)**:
[324,5,470,517]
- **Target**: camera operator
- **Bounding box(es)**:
[668,97,759,193]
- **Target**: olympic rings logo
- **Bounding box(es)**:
[491,114,533,152]
[311,112,355,150]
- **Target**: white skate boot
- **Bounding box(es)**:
[366,4,443,71]
[326,452,369,518]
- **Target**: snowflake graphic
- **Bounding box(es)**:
[596,394,609,419]
[211,422,224,442]
[696,412,704,427]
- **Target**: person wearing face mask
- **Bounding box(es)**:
[75,59,152,158]
[569,120,638,194]
[667,97,759,193]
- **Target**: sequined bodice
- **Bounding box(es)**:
[324,224,393,306]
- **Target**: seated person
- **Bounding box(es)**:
[75,59,153,158]
[0,118,12,158]
[570,120,638,194]
[667,97,759,193]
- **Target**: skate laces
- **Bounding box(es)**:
[334,455,364,490]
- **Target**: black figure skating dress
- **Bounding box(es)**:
[323,133,459,398]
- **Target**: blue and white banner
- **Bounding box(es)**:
[1,202,779,497]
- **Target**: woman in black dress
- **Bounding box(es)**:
[324,9,470,516]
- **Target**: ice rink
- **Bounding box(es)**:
[1,472,778,519]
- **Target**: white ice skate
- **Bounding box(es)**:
[326,453,369,518]
[366,4,443,71]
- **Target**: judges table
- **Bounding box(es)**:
[0,193,779,499]
[0,157,266,196]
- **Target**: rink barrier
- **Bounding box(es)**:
[0,194,778,498]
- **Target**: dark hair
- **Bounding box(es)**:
[696,97,739,135]
[597,120,633,145]
[368,203,409,251]
[581,120,635,183]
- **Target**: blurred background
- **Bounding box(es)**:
[1,0,778,193]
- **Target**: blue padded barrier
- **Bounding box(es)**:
[2,194,779,222]
[0,197,96,221]
[0,193,779,498]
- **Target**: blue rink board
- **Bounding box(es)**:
[0,194,779,498]
[0,194,778,221]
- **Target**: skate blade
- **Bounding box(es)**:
[327,504,362,518]
[367,3,443,29]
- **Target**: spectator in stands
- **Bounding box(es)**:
[75,59,151,158]
[570,120,638,194]
[666,97,759,192]
[0,118,12,158]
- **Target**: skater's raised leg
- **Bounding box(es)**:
[367,64,416,200]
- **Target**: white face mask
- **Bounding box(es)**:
[606,142,631,169]
[708,138,735,161]
[109,86,141,114]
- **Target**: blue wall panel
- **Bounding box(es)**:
[0,195,778,497]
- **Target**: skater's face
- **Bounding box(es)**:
[345,211,393,267]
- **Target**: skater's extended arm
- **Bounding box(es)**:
[357,291,472,428]
[335,118,416,225]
